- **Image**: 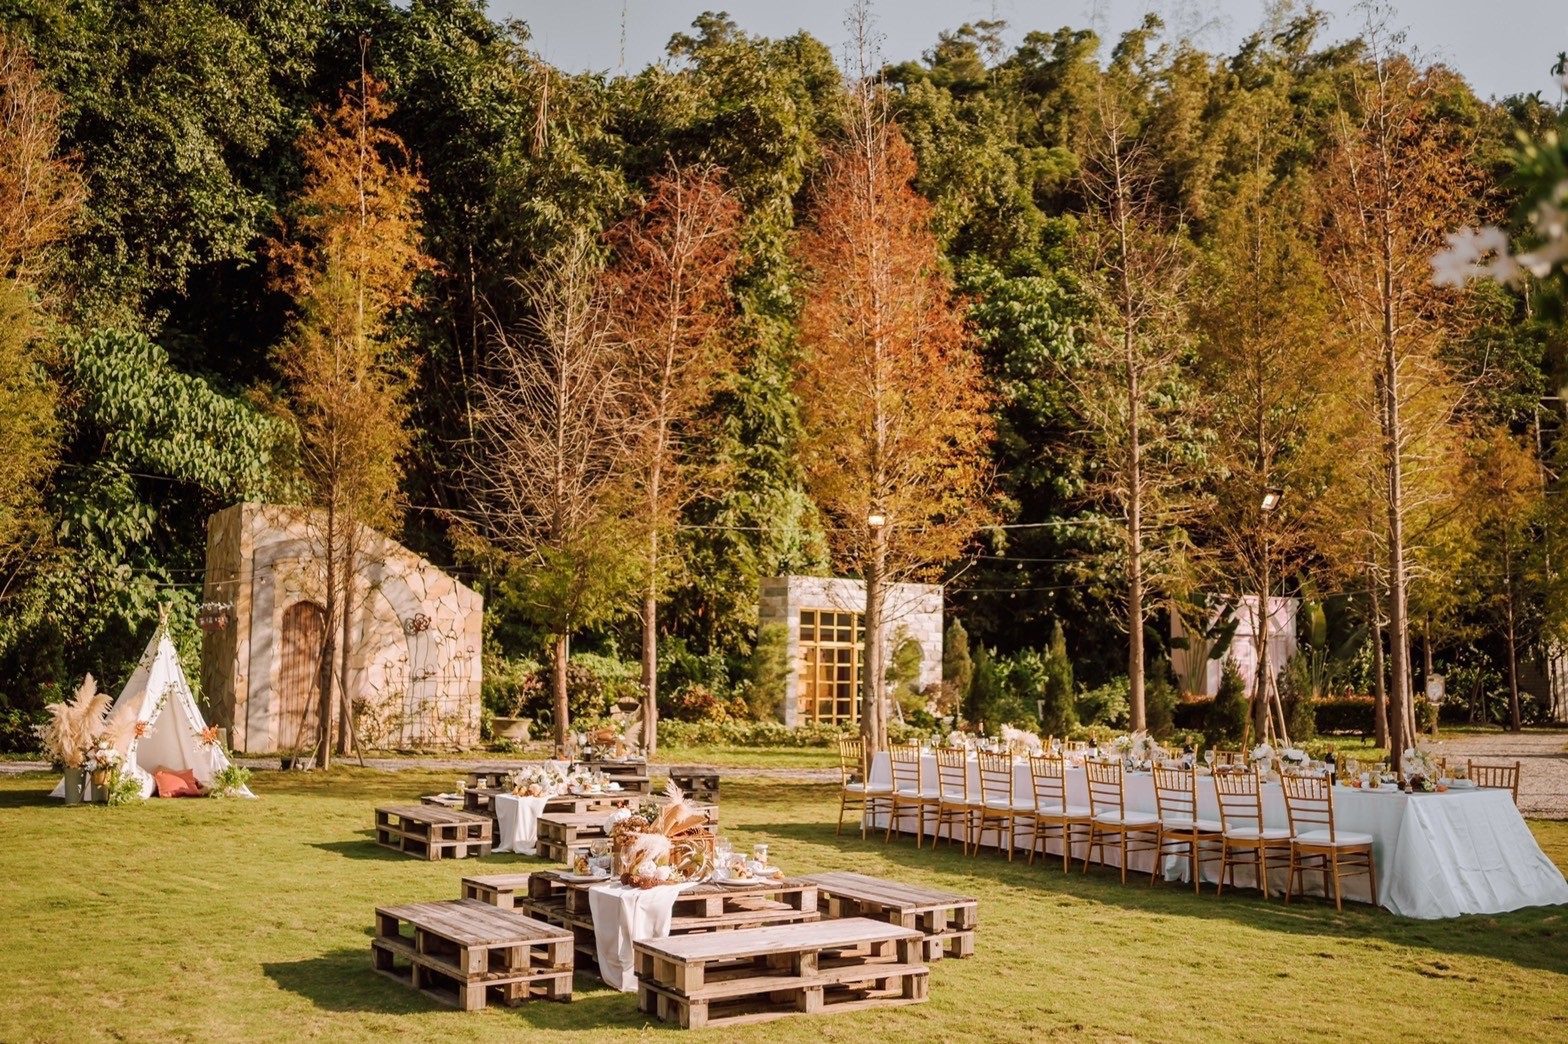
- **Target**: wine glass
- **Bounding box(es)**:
[1204,749,1216,771]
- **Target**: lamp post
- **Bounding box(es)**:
[864,511,887,751]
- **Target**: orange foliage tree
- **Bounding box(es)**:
[606,162,741,753]
[272,66,431,767]
[795,86,993,751]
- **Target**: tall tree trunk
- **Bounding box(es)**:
[553,631,570,756]
[316,500,337,770]
[863,524,888,752]
[337,547,355,756]
[641,575,658,754]
[1251,556,1272,743]
[1505,537,1522,732]
[1368,573,1389,750]
[1126,357,1146,732]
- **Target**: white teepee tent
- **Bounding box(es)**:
[52,626,253,799]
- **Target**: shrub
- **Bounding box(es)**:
[968,645,1024,730]
[0,706,45,755]
[943,618,973,713]
[745,623,791,719]
[1173,695,1211,732]
[1076,677,1129,729]
[1068,723,1117,746]
[659,636,733,701]
[481,650,542,719]
[527,653,641,727]
[1039,621,1076,738]
[1314,695,1375,736]
[660,683,746,723]
[1280,653,1317,741]
[1204,659,1248,748]
[1146,658,1177,739]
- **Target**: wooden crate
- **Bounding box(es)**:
[461,873,535,910]
[634,917,927,1029]
[802,871,978,960]
[371,898,573,1010]
[374,805,492,860]
[668,766,720,804]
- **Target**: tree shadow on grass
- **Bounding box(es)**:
[0,789,59,809]
[263,946,670,1030]
[752,819,1568,977]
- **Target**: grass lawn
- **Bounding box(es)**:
[1,770,1565,1043]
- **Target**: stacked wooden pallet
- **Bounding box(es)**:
[536,811,613,864]
[802,871,978,960]
[634,918,928,1029]
[573,757,651,794]
[668,766,720,804]
[460,872,534,910]
[374,805,492,860]
[371,898,573,1010]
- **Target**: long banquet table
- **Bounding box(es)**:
[868,750,1568,919]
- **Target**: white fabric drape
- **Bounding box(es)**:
[491,793,549,855]
[587,881,694,991]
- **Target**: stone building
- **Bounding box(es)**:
[758,575,943,728]
[200,503,483,753]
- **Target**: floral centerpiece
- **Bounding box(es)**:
[84,738,123,787]
[1403,748,1440,791]
[507,764,567,798]
[610,781,715,888]
[1000,724,1044,755]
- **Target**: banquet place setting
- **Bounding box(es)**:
[845,726,1568,919]
[367,727,974,1029]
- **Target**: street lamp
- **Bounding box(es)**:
[1260,487,1284,512]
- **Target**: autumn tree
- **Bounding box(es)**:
[605,162,741,753]
[464,233,642,754]
[1318,28,1481,766]
[795,63,993,751]
[273,65,430,768]
[0,33,81,592]
[1068,82,1200,733]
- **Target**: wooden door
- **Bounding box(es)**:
[278,601,325,751]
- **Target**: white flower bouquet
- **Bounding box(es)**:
[507,764,567,798]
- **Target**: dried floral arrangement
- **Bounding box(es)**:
[36,675,110,768]
[610,780,714,888]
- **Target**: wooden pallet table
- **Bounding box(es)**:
[573,758,652,793]
[374,805,492,860]
[515,873,822,970]
[802,871,977,960]
[461,873,535,910]
[668,766,720,803]
[634,917,927,1029]
[466,767,518,790]
[536,811,613,864]
[420,793,464,810]
[371,898,573,1010]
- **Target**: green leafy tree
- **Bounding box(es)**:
[1205,658,1248,749]
[1039,620,1076,737]
[942,617,973,720]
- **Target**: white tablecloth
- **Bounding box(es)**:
[586,881,693,991]
[869,751,1568,918]
[492,793,549,855]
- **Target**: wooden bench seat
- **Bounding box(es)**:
[374,805,491,860]
[634,917,927,1029]
[803,871,978,959]
[460,873,534,910]
[371,898,572,1010]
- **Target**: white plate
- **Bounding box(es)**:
[1443,779,1477,790]
[557,872,610,884]
[716,876,761,887]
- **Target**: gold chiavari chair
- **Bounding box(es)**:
[1083,760,1162,883]
[972,752,1022,859]
[1468,759,1522,805]
[932,747,974,853]
[836,737,893,839]
[886,744,937,847]
[1212,749,1247,768]
[1213,769,1292,899]
[1152,765,1224,893]
[1063,740,1090,754]
[1026,754,1094,871]
[1280,773,1376,911]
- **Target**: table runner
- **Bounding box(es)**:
[587,881,694,991]
[491,793,549,855]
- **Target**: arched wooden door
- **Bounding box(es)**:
[278,601,326,751]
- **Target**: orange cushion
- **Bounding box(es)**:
[153,768,203,798]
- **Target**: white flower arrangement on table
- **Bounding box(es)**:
[1403,747,1440,790]
[564,768,621,795]
[1112,733,1134,754]
[507,764,567,798]
[944,730,968,749]
[1249,743,1275,766]
[1000,724,1044,755]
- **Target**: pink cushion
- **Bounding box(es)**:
[154,768,203,798]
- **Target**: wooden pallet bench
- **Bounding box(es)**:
[420,793,464,810]
[668,766,720,804]
[374,805,492,860]
[536,811,613,864]
[802,871,977,960]
[371,898,573,1010]
[466,768,518,790]
[573,758,652,793]
[461,873,534,910]
[634,917,927,1029]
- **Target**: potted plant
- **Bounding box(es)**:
[489,664,540,744]
[37,676,110,806]
[84,739,123,799]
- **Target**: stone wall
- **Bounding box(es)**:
[758,575,943,727]
[201,503,483,752]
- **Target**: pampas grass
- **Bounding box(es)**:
[36,675,109,768]
[98,685,146,754]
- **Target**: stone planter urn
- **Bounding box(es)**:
[62,766,85,805]
[492,717,531,743]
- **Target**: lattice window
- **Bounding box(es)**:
[796,609,864,725]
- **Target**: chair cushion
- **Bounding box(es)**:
[1162,817,1223,834]
[1094,810,1159,826]
[1036,804,1093,819]
[844,782,893,794]
[895,786,939,799]
[1294,829,1374,847]
[1224,825,1292,841]
[938,788,968,802]
[1009,799,1038,813]
[979,798,1017,810]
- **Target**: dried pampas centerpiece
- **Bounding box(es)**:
[611,779,715,888]
[36,675,110,769]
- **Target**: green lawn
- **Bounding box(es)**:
[1,770,1565,1043]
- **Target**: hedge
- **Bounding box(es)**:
[1173,694,1435,737]
[655,719,924,749]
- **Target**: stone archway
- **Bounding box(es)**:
[277,600,325,753]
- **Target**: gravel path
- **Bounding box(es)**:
[0,756,838,783]
[1425,731,1568,819]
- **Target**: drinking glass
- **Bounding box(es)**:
[1204,750,1216,770]
[753,843,769,865]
